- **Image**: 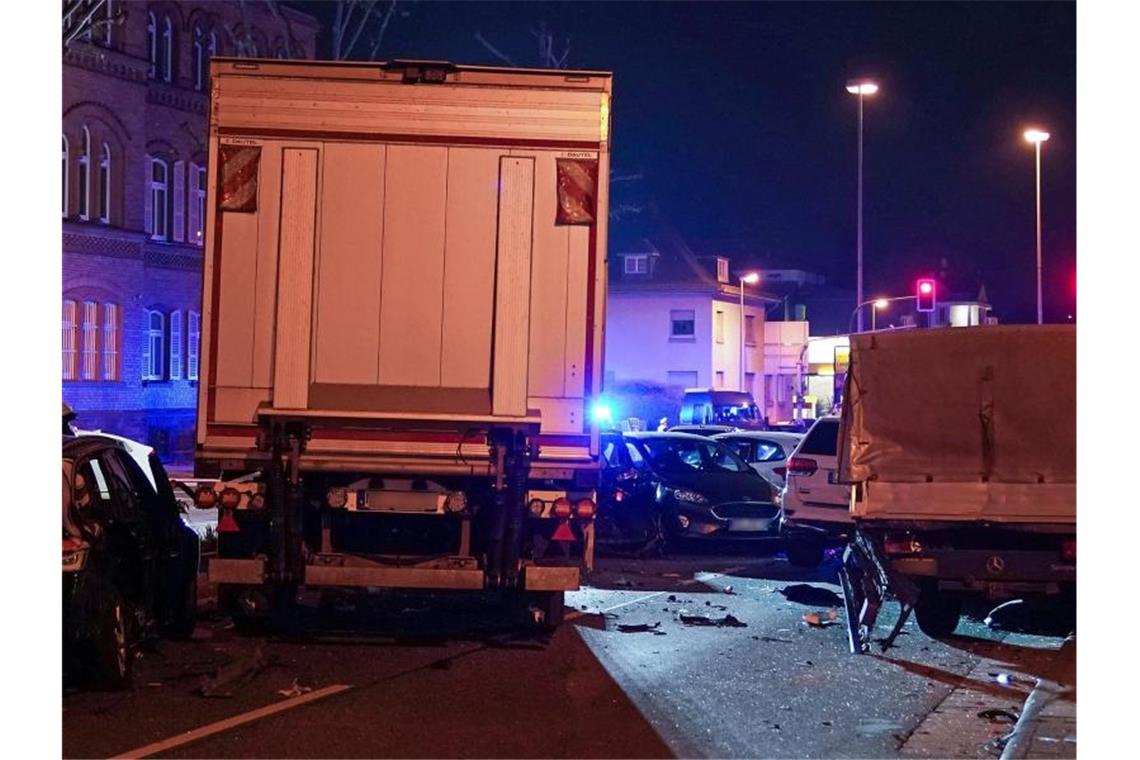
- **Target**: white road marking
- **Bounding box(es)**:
[110,684,352,759]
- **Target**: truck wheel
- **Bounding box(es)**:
[915,587,962,638]
[785,539,825,568]
[525,591,565,631]
[87,588,133,690]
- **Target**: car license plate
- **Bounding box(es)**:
[730,518,770,532]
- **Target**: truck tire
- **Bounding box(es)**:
[915,586,962,638]
[785,539,825,568]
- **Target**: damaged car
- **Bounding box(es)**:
[63,434,200,688]
[597,431,781,553]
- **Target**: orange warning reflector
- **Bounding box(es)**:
[551,519,576,542]
[217,510,241,533]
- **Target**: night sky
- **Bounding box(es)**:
[299,1,1076,323]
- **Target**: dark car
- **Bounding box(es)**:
[597,431,780,553]
[63,434,200,688]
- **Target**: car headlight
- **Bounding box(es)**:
[670,488,708,505]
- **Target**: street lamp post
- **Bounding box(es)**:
[846,79,879,332]
[848,295,916,334]
[739,272,760,393]
[871,298,888,331]
[1024,128,1050,324]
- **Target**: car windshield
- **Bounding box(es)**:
[637,437,751,474]
[715,404,757,422]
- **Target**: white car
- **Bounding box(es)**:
[779,417,853,566]
[711,431,804,489]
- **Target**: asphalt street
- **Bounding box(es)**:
[62,551,1074,759]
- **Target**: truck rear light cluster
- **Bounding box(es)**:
[195,487,218,509]
[326,487,348,508]
[574,498,596,519]
[219,488,242,510]
[444,492,468,513]
[786,457,818,476]
[1061,539,1076,561]
[552,497,573,519]
[527,498,546,517]
[883,536,923,556]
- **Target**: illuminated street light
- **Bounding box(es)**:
[872,298,888,331]
[739,272,760,393]
[1024,128,1050,324]
[846,78,879,331]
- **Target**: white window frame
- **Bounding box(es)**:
[143,309,165,381]
[715,309,726,344]
[62,136,69,217]
[102,303,119,381]
[190,164,206,245]
[98,143,111,224]
[173,160,185,242]
[715,370,726,389]
[624,254,648,275]
[150,157,169,240]
[188,310,200,380]
[63,300,78,381]
[169,309,183,380]
[744,314,756,346]
[193,26,205,91]
[670,309,696,340]
[146,12,157,79]
[78,126,90,220]
[162,16,173,83]
[717,257,729,283]
[81,301,99,381]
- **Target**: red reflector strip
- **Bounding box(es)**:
[551,520,576,542]
[217,510,241,533]
[1061,540,1076,561]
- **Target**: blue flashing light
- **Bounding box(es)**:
[590,401,614,426]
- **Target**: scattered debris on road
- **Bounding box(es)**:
[617,622,664,634]
[199,645,268,698]
[277,679,314,698]
[976,707,1019,724]
[802,608,840,627]
[679,613,747,628]
[779,584,844,607]
[723,586,736,595]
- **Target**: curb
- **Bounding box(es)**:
[1000,678,1070,759]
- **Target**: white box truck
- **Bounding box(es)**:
[192,58,612,627]
[835,326,1076,651]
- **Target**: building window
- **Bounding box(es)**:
[193,26,205,91]
[624,254,648,275]
[745,372,756,397]
[161,16,174,83]
[670,309,695,339]
[98,143,110,224]
[169,309,182,380]
[744,314,756,346]
[717,257,729,283]
[62,136,69,217]
[146,12,157,79]
[173,160,185,242]
[715,309,725,344]
[143,309,165,380]
[188,310,200,380]
[148,157,169,240]
[715,370,726,389]
[102,303,119,381]
[63,300,78,381]
[77,126,90,220]
[190,164,206,245]
[81,301,99,381]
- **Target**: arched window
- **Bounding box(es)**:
[62,136,69,217]
[161,16,174,82]
[146,12,157,79]
[193,26,204,91]
[143,309,165,381]
[98,143,111,224]
[77,126,90,220]
[148,157,169,240]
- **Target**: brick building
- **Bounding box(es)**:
[62,1,319,463]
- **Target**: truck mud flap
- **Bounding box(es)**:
[209,558,267,585]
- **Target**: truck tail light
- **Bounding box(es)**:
[219,488,242,509]
[195,487,218,509]
[326,488,348,509]
[574,498,596,519]
[787,457,818,476]
[527,499,546,517]
[883,535,922,556]
[1061,539,1076,561]
[552,497,573,519]
[217,510,241,533]
[248,492,266,510]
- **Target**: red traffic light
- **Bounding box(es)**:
[916,279,936,312]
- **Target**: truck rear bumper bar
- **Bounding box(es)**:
[209,557,579,592]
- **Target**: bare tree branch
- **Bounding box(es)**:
[368,1,399,61]
[265,0,302,58]
[474,32,517,67]
[343,0,380,60]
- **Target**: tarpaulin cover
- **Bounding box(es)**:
[218,144,260,212]
[838,326,1075,487]
[555,158,598,224]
